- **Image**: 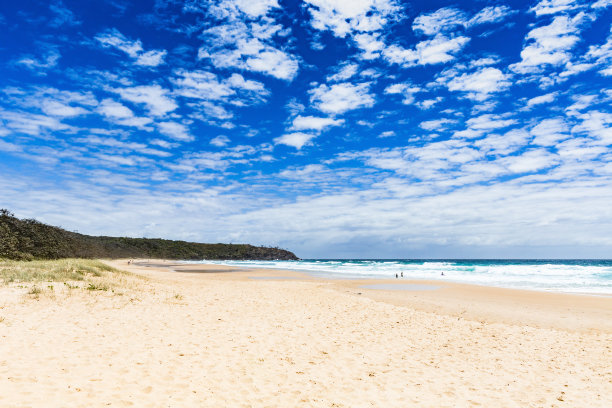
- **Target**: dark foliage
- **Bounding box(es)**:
[0,210,298,261]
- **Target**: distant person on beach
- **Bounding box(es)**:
[441,272,444,276]
[401,272,403,278]
[395,273,398,279]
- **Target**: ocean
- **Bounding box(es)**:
[182,259,612,295]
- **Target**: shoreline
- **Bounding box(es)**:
[174,259,612,297]
[124,259,612,333]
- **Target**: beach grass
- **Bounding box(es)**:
[0,259,138,294]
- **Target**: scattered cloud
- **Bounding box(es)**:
[444,67,511,101]
[420,118,457,132]
[290,115,345,131]
[467,6,516,28]
[530,0,583,16]
[412,5,516,35]
[412,7,467,36]
[274,132,317,149]
[530,118,570,146]
[197,3,299,81]
[49,1,80,27]
[526,92,558,108]
[157,121,193,141]
[379,130,395,138]
[303,0,400,38]
[115,85,177,116]
[383,35,470,67]
[16,49,60,72]
[210,135,231,147]
[384,82,421,105]
[327,62,359,82]
[309,82,375,115]
[97,98,153,130]
[510,14,588,74]
[96,29,167,67]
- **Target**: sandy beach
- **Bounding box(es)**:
[1,260,611,407]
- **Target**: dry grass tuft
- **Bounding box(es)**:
[0,259,141,296]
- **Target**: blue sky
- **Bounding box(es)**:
[1,0,611,258]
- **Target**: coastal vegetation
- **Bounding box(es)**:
[0,209,298,261]
[0,258,137,298]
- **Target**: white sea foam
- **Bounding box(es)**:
[180,259,612,295]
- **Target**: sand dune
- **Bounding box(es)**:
[0,260,610,407]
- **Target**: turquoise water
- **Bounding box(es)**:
[182,259,612,295]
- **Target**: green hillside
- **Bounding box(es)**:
[0,210,298,261]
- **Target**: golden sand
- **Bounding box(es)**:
[1,260,610,407]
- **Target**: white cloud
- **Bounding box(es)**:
[95,29,167,67]
[470,56,501,67]
[379,130,395,138]
[510,14,586,74]
[209,0,280,19]
[445,67,511,100]
[49,0,80,27]
[195,101,234,121]
[384,82,421,104]
[417,97,443,110]
[585,30,612,77]
[420,118,457,131]
[0,108,69,136]
[526,92,558,108]
[412,7,467,36]
[198,7,299,81]
[475,129,531,156]
[274,132,317,149]
[412,5,515,35]
[116,85,177,116]
[565,94,597,115]
[592,0,612,9]
[226,73,268,95]
[172,70,235,100]
[157,121,192,141]
[559,62,595,78]
[467,114,517,131]
[360,68,381,78]
[199,33,299,81]
[502,149,559,173]
[244,47,299,81]
[136,50,167,67]
[97,98,153,130]
[572,110,612,144]
[40,100,87,117]
[210,135,231,147]
[290,115,345,131]
[303,0,400,60]
[98,99,134,119]
[171,70,269,110]
[327,63,359,82]
[309,82,375,115]
[530,0,582,16]
[530,118,570,146]
[16,50,60,71]
[467,6,516,27]
[453,114,517,139]
[303,0,400,38]
[383,35,470,67]
[353,33,386,59]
